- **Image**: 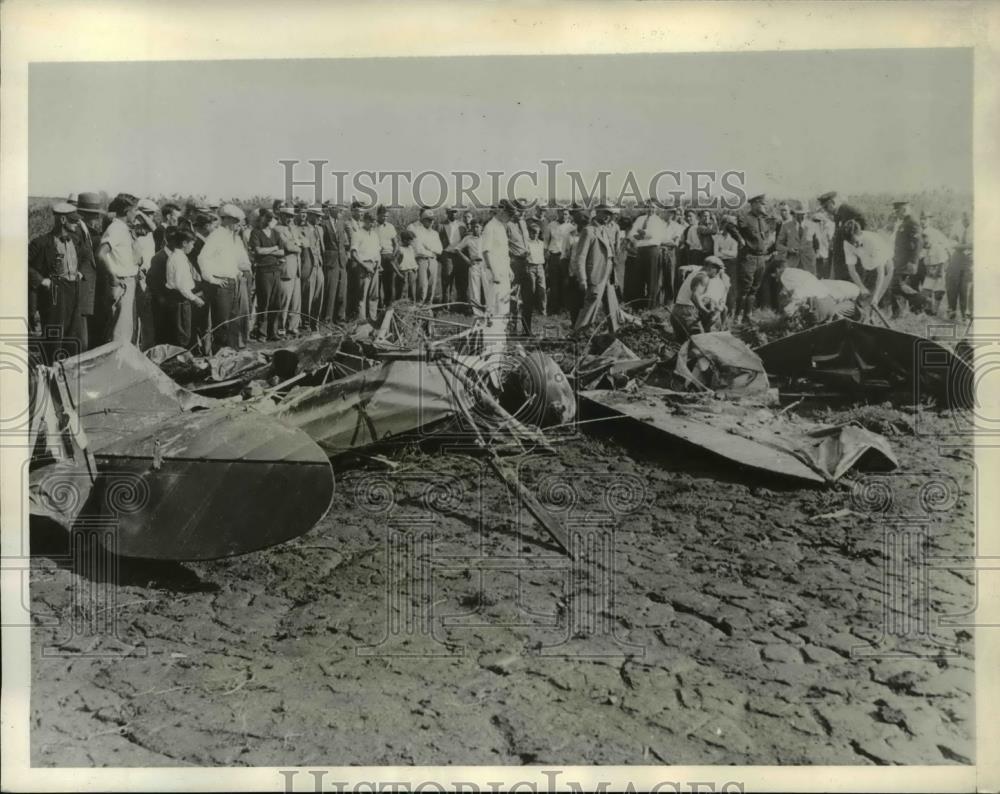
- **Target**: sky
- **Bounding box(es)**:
[29,48,972,204]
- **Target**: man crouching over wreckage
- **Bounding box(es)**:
[669,256,727,340]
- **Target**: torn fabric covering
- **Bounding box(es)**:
[673,332,770,398]
[265,358,458,455]
[754,318,974,408]
[29,342,335,560]
[581,388,897,483]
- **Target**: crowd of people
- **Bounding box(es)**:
[28,189,975,359]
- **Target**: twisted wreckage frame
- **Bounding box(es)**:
[28,309,974,561]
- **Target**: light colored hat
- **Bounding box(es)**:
[219,203,246,221]
[135,211,156,232]
[66,193,79,205]
[306,206,324,216]
[208,198,222,210]
[419,208,435,220]
[277,205,296,216]
[136,198,159,214]
[52,201,77,215]
[704,256,724,269]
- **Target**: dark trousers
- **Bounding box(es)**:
[757,257,782,312]
[451,253,469,308]
[662,247,677,302]
[202,278,237,351]
[165,295,193,347]
[815,256,830,280]
[566,279,586,325]
[380,254,398,306]
[322,265,347,324]
[622,254,645,305]
[255,267,283,339]
[721,257,739,317]
[738,254,767,319]
[40,278,86,361]
[545,252,567,315]
[439,251,459,305]
[637,245,664,308]
[946,251,973,317]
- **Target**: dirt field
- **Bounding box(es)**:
[29,372,976,767]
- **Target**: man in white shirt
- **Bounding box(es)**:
[406,208,444,303]
[947,211,973,320]
[661,207,686,301]
[437,207,465,307]
[98,192,140,344]
[198,203,249,351]
[627,199,669,308]
[542,207,573,315]
[350,211,382,321]
[482,204,513,318]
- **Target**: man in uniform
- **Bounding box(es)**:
[735,193,771,322]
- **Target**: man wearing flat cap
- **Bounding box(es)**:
[818,191,867,282]
[28,202,93,358]
[197,203,250,350]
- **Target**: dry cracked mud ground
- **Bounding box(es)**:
[29,403,975,767]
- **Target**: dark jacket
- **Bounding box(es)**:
[738,212,773,256]
[893,214,922,274]
[28,228,98,315]
[320,218,343,268]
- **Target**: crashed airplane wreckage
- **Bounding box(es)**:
[576,330,899,485]
[28,312,577,560]
[29,309,959,562]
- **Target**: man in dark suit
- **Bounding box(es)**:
[776,203,819,275]
[819,191,867,282]
[29,202,92,359]
[438,206,467,307]
[890,199,923,317]
[320,202,347,324]
[71,192,103,349]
